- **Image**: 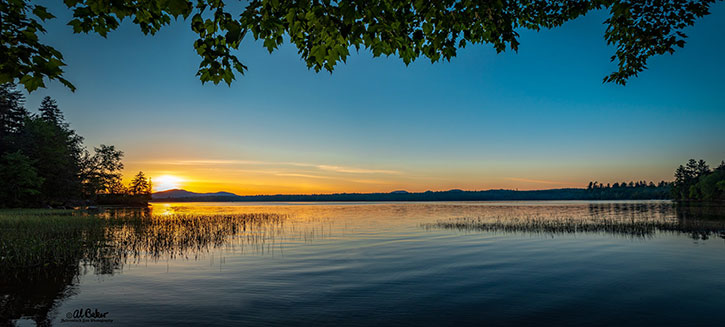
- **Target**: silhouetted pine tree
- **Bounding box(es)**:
[0,84,29,152]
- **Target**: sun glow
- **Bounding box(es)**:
[153,175,184,192]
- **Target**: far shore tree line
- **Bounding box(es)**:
[585,180,672,200]
[586,159,725,202]
[671,159,725,202]
[2,81,723,207]
[0,83,151,208]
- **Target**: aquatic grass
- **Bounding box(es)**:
[107,212,289,262]
[1,209,292,324]
[0,210,289,275]
[422,202,725,239]
[0,208,76,217]
[0,213,109,269]
[425,215,725,239]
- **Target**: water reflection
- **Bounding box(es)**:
[427,202,725,239]
[2,201,724,326]
[1,209,290,325]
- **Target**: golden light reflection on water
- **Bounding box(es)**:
[3,201,724,326]
[148,201,725,241]
[154,203,175,216]
[39,200,721,276]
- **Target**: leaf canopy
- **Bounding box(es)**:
[0,0,719,92]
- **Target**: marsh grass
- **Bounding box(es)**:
[0,212,108,269]
[425,214,725,239]
[0,209,291,324]
[3,203,722,324]
[0,210,289,273]
[107,212,289,265]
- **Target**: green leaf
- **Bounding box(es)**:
[32,6,55,21]
[166,0,192,17]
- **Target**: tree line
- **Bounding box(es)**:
[585,180,672,200]
[0,84,150,208]
[671,159,725,202]
[156,187,676,203]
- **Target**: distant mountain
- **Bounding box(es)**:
[152,189,239,199]
[150,187,671,203]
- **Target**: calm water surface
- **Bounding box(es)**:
[7,201,725,326]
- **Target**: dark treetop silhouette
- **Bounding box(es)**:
[149,161,725,203]
[0,83,151,207]
[152,181,673,202]
[1,0,720,92]
[671,159,725,202]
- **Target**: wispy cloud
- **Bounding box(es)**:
[274,173,330,179]
[504,177,561,185]
[316,165,400,174]
[348,179,395,185]
[150,159,265,166]
[138,159,401,175]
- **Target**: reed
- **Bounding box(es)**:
[0,209,291,324]
[424,214,725,239]
[0,210,288,275]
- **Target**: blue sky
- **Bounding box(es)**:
[24,2,725,194]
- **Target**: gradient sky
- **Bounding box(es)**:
[23,2,725,194]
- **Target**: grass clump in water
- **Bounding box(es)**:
[0,209,288,325]
[425,215,725,239]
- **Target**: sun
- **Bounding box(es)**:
[153,175,184,192]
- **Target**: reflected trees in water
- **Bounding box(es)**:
[0,209,289,325]
[426,202,725,240]
[2,202,724,325]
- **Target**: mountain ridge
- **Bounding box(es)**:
[151,187,671,202]
[152,189,239,199]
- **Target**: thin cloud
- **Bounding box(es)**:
[156,159,266,165]
[316,165,400,175]
[505,177,561,185]
[137,159,401,175]
[274,173,330,179]
[349,179,395,185]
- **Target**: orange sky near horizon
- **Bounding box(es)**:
[23,3,725,197]
[120,157,678,195]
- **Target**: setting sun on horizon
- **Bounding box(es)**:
[122,157,675,196]
[4,1,725,326]
[152,175,185,192]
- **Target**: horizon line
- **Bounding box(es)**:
[151,185,633,196]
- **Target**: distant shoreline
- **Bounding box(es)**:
[150,199,675,204]
[152,188,672,203]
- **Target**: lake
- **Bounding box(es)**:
[3,201,725,326]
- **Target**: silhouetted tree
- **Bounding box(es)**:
[0,85,148,207]
[585,179,671,200]
[107,179,128,195]
[38,96,65,127]
[80,145,124,198]
[689,169,725,201]
[2,1,721,92]
[672,159,725,201]
[15,99,84,204]
[0,151,44,207]
[0,84,29,152]
[129,171,151,196]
